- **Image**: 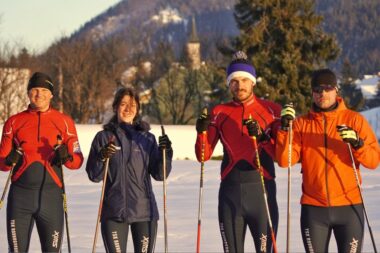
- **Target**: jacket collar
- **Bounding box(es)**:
[231,94,256,107]
[27,104,52,114]
[309,97,347,119]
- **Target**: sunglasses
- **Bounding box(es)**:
[312,85,336,94]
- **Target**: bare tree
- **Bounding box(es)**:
[0,42,31,123]
[0,67,30,123]
[42,35,130,123]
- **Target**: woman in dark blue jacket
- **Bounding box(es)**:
[86,87,173,253]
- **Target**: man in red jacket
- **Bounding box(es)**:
[276,68,380,253]
[195,51,281,253]
[0,72,83,252]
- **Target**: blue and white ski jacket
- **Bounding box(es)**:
[86,121,172,223]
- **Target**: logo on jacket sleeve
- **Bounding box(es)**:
[72,141,81,154]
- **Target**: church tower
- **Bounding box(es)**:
[186,16,201,69]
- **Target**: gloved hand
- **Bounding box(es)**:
[243,118,270,142]
[5,146,23,166]
[159,134,172,150]
[100,142,118,160]
[337,125,364,149]
[196,111,210,133]
[53,144,73,165]
[281,103,295,130]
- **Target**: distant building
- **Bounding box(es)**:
[186,16,201,70]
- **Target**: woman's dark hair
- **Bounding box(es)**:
[104,87,150,131]
[112,87,141,116]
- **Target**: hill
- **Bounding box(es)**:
[64,0,379,76]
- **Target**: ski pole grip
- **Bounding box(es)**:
[57,135,63,145]
[336,124,348,131]
[201,107,208,134]
[161,125,166,136]
[108,135,116,144]
[202,107,208,116]
[288,102,294,120]
[14,140,25,154]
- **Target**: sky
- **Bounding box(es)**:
[0,0,121,53]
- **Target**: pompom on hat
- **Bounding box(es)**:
[226,51,257,86]
[27,72,54,93]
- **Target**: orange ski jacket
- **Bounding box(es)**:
[276,98,380,207]
[0,106,83,188]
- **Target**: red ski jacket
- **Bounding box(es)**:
[276,97,380,207]
[0,106,83,188]
[195,95,281,180]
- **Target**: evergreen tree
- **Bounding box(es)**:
[317,0,380,75]
[341,58,357,84]
[340,58,364,111]
[231,0,340,113]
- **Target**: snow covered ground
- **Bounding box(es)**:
[0,115,379,252]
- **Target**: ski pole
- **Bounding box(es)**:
[286,120,293,253]
[249,115,278,253]
[0,143,23,210]
[161,125,168,253]
[346,141,378,253]
[56,135,72,253]
[196,107,208,253]
[92,156,110,253]
[91,137,119,253]
[0,165,15,210]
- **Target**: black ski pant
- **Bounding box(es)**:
[6,184,64,253]
[101,219,157,253]
[301,204,364,253]
[218,170,278,253]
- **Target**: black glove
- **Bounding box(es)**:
[196,111,210,133]
[5,147,23,166]
[281,103,296,130]
[243,118,270,142]
[100,142,118,160]
[159,134,172,150]
[337,125,364,149]
[53,144,73,165]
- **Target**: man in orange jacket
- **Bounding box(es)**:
[276,68,380,253]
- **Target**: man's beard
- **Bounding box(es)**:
[234,89,252,102]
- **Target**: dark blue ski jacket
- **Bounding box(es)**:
[86,121,172,223]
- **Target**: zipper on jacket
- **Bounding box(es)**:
[241,104,245,136]
[253,109,269,129]
[323,114,331,207]
[37,111,41,142]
